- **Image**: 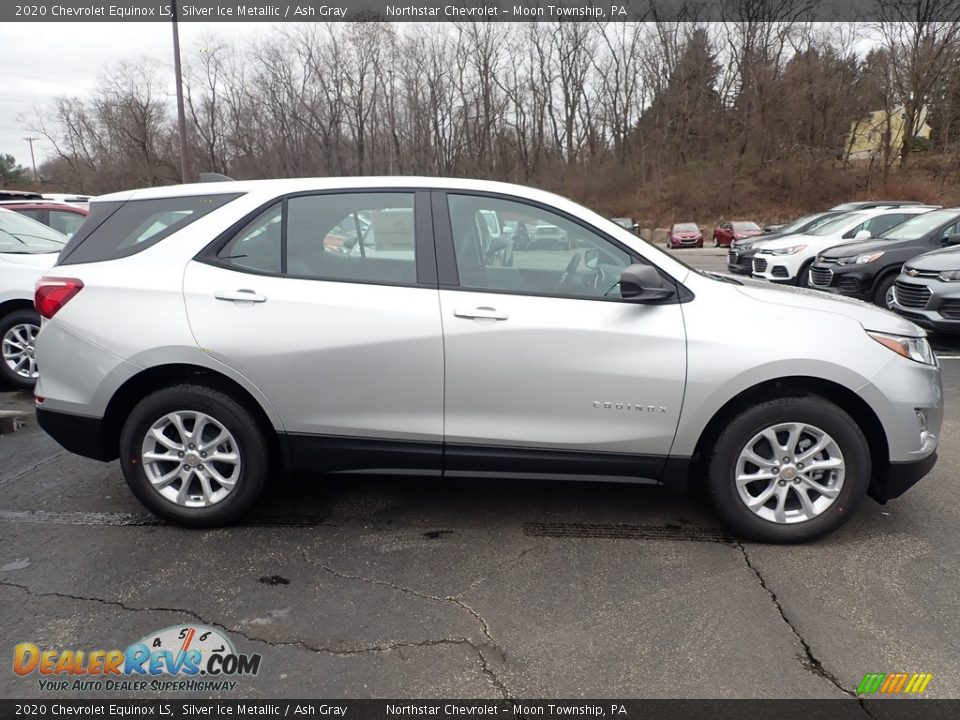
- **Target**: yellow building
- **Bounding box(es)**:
[847,106,932,160]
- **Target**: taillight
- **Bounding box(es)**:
[35,277,84,319]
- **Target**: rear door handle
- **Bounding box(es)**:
[214,289,267,303]
[453,306,508,321]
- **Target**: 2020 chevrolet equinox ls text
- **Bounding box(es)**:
[33,178,942,542]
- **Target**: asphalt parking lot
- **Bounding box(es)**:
[2,247,959,699]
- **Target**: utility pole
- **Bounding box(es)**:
[22,137,39,184]
[171,0,191,183]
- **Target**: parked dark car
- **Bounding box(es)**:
[890,244,960,333]
[667,223,703,248]
[727,211,847,275]
[809,208,960,308]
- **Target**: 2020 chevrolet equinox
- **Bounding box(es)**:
[33,178,943,542]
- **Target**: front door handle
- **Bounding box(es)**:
[453,306,508,321]
[214,289,267,303]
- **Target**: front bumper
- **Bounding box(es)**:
[727,248,756,274]
[870,452,939,503]
[752,253,801,282]
[891,276,960,333]
[808,261,873,300]
[857,350,942,501]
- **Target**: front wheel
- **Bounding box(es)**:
[713,238,719,247]
[707,396,870,543]
[119,385,269,527]
[796,260,813,288]
[873,274,897,309]
[0,309,41,391]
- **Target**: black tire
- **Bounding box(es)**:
[873,273,897,309]
[707,396,870,543]
[796,260,814,288]
[0,308,41,392]
[119,384,269,527]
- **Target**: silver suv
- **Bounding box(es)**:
[33,178,943,542]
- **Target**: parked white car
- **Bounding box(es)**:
[0,208,66,390]
[752,207,938,286]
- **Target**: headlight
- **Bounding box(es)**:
[868,331,937,366]
[938,270,960,281]
[838,251,885,265]
[767,244,807,256]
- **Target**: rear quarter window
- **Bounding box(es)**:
[58,193,243,265]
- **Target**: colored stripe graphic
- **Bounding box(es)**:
[857,672,932,695]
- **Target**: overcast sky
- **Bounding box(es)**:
[0,22,270,167]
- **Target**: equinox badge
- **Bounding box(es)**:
[593,401,667,413]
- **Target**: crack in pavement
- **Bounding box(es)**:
[0,579,501,682]
[734,542,878,717]
[297,547,511,698]
[0,452,68,486]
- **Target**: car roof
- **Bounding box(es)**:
[829,200,925,211]
[94,176,585,204]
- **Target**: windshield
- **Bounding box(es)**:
[673,223,698,232]
[0,209,67,253]
[732,222,760,232]
[879,208,960,241]
[809,212,865,236]
[773,214,818,234]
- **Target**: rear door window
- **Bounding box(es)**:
[59,193,242,265]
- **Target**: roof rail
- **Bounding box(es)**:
[198,173,234,183]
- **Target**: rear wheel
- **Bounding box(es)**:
[0,309,41,392]
[119,385,269,527]
[873,274,897,309]
[707,396,870,543]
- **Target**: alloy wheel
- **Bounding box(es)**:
[734,422,845,524]
[2,322,39,379]
[140,410,242,508]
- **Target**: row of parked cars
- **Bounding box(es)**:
[0,190,89,390]
[702,200,960,334]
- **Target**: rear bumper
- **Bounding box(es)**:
[870,452,938,503]
[35,406,116,462]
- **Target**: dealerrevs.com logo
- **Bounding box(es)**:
[14,625,262,693]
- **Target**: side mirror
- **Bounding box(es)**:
[854,230,872,240]
[619,264,674,302]
[941,234,960,246]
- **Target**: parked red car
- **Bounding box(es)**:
[0,201,88,237]
[712,221,762,248]
[667,223,703,248]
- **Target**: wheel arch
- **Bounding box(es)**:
[0,298,37,320]
[102,363,284,469]
[868,264,902,295]
[683,376,888,497]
